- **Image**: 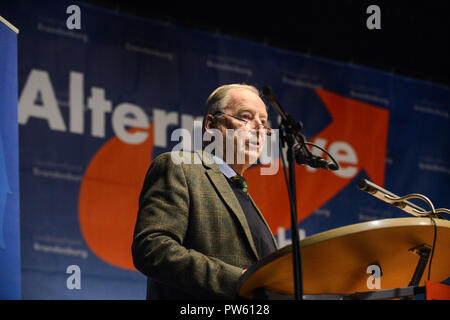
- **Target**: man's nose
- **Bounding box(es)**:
[248,118,263,130]
[249,120,271,136]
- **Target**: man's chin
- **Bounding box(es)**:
[243,149,261,165]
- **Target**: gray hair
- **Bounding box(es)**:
[201,84,260,139]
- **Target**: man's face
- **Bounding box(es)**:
[217,88,269,165]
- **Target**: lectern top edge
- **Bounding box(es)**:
[0,16,19,34]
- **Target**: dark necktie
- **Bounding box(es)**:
[230,175,248,193]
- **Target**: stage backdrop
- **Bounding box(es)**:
[2,0,449,299]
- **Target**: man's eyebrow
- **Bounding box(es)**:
[236,107,253,113]
[237,107,268,119]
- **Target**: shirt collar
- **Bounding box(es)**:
[210,154,237,179]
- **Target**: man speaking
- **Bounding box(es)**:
[132,84,278,299]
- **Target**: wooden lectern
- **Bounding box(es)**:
[238,217,450,300]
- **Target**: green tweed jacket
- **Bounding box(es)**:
[132,150,278,299]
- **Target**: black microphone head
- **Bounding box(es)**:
[328,162,339,171]
[357,179,377,194]
[262,86,275,101]
[357,179,368,190]
[314,157,339,171]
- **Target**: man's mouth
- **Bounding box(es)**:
[245,139,261,148]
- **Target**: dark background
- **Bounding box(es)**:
[77,0,450,87]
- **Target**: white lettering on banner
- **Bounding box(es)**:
[69,71,84,134]
[87,87,112,138]
[18,69,192,146]
[306,138,358,179]
[19,68,342,174]
[112,103,149,144]
[276,227,306,248]
[33,241,88,258]
[19,70,67,131]
[329,141,358,178]
[153,109,179,148]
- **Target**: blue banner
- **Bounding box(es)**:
[0,17,21,299]
[2,0,449,299]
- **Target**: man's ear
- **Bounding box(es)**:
[204,114,216,132]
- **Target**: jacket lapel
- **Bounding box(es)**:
[196,150,260,260]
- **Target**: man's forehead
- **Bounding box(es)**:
[226,88,267,115]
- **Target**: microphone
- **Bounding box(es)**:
[357,179,433,217]
[293,143,339,170]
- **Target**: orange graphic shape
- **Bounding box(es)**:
[79,125,153,270]
[245,88,390,233]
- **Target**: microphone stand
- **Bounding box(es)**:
[262,86,339,301]
[279,120,304,301]
[263,86,306,300]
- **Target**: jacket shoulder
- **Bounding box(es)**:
[152,151,203,166]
